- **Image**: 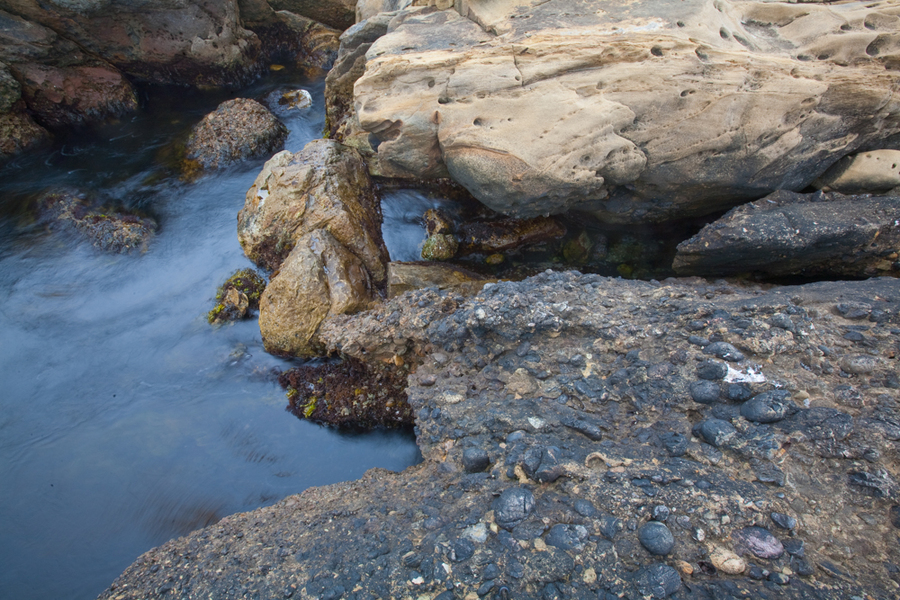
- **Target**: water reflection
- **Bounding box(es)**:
[0,73,421,600]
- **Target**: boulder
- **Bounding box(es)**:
[183,98,287,174]
[0,63,50,160]
[816,150,900,194]
[673,190,900,278]
[0,9,137,129]
[258,229,373,356]
[267,0,356,30]
[0,0,262,88]
[352,0,900,222]
[238,139,388,284]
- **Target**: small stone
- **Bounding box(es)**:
[725,383,753,402]
[638,521,675,556]
[582,567,598,584]
[710,547,746,575]
[697,360,729,380]
[837,302,872,320]
[747,565,767,580]
[689,380,720,404]
[652,505,670,522]
[493,487,535,530]
[476,580,495,597]
[421,233,459,261]
[450,538,475,562]
[704,341,745,362]
[794,559,815,576]
[688,335,709,346]
[659,431,688,457]
[769,313,795,331]
[732,526,784,559]
[673,560,693,576]
[462,448,491,473]
[694,418,737,448]
[632,563,682,598]
[483,564,500,580]
[545,524,588,550]
[768,572,790,585]
[848,469,897,498]
[741,390,794,423]
[573,499,598,518]
[840,355,877,375]
[770,512,797,530]
[783,539,805,557]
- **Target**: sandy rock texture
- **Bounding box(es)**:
[99,271,900,600]
[352,0,900,222]
[674,190,900,279]
[238,139,389,356]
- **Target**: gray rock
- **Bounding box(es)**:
[493,487,535,531]
[462,448,491,473]
[658,431,688,457]
[449,538,474,562]
[697,361,728,381]
[637,521,675,556]
[545,524,588,550]
[689,380,720,404]
[732,526,784,559]
[740,390,794,424]
[848,469,897,498]
[694,419,737,448]
[632,563,681,598]
[840,354,877,375]
[770,512,797,530]
[725,383,753,402]
[703,342,745,362]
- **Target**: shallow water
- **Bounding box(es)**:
[0,74,421,600]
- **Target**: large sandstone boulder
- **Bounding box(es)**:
[673,190,900,278]
[183,98,287,173]
[0,0,262,88]
[238,139,388,282]
[353,0,900,222]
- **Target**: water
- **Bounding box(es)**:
[0,73,421,600]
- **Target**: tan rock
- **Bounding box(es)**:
[238,139,388,283]
[268,0,356,30]
[387,261,487,298]
[816,150,900,194]
[353,0,900,222]
[259,230,373,356]
[710,546,746,575]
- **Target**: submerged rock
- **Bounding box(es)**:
[207,268,267,324]
[673,190,900,278]
[184,98,287,174]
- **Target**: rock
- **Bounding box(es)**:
[239,140,388,284]
[777,407,853,443]
[34,188,156,252]
[703,342,744,362]
[770,512,797,531]
[267,0,356,30]
[740,390,794,424]
[271,11,341,72]
[840,354,877,375]
[710,547,746,575]
[420,233,458,260]
[184,99,287,174]
[659,431,688,457]
[689,380,720,404]
[456,216,566,256]
[545,524,588,550]
[638,521,675,556]
[259,229,373,357]
[732,526,784,559]
[208,268,266,323]
[462,448,490,473]
[493,487,535,530]
[387,261,487,298]
[2,0,261,88]
[694,418,737,448]
[816,150,900,194]
[673,190,900,278]
[848,469,897,499]
[353,0,900,222]
[632,563,682,598]
[262,88,313,117]
[697,361,728,381]
[0,109,49,161]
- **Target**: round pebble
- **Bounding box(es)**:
[694,418,737,448]
[632,563,681,597]
[740,390,793,423]
[732,526,784,559]
[840,354,877,374]
[690,380,720,404]
[638,521,675,555]
[545,523,588,550]
[493,487,535,530]
[704,341,745,362]
[725,382,753,402]
[710,547,746,575]
[770,512,797,530]
[697,360,729,380]
[462,448,491,473]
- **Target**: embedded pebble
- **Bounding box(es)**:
[545,523,588,550]
[697,360,729,380]
[740,390,793,423]
[840,355,877,375]
[704,342,745,362]
[725,383,753,402]
[632,563,681,597]
[689,380,720,404]
[462,448,491,473]
[732,526,784,559]
[638,521,675,555]
[493,487,535,530]
[770,512,797,530]
[659,431,688,457]
[694,418,737,448]
[710,547,746,575]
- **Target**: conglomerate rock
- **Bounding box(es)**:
[352,0,900,223]
[100,272,900,599]
[673,190,900,279]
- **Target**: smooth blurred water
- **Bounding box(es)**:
[0,73,421,600]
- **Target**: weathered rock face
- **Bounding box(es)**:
[387,260,487,297]
[238,139,388,281]
[673,190,900,278]
[183,98,288,174]
[816,150,900,195]
[0,9,137,130]
[0,0,262,88]
[267,0,356,31]
[0,60,50,161]
[353,0,900,222]
[100,273,900,599]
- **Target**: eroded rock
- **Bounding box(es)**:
[816,150,900,194]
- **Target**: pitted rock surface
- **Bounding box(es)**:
[100,272,900,599]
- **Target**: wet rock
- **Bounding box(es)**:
[637,521,674,556]
[840,354,877,375]
[697,361,728,381]
[732,526,784,559]
[632,563,681,598]
[262,88,313,117]
[456,216,566,256]
[421,233,459,261]
[816,150,900,194]
[208,268,266,324]
[740,390,794,424]
[184,99,287,174]
[694,419,737,448]
[703,342,744,362]
[261,11,341,74]
[462,448,490,473]
[493,487,535,531]
[689,380,720,404]
[710,547,746,575]
[674,190,900,278]
[387,262,487,298]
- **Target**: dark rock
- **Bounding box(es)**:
[694,419,737,448]
[777,407,853,442]
[740,390,794,424]
[891,506,900,528]
[725,383,753,402]
[651,505,670,522]
[689,380,720,404]
[770,512,797,530]
[697,361,728,380]
[545,524,588,550]
[703,341,745,362]
[561,416,604,441]
[848,469,897,498]
[208,268,267,324]
[462,448,491,473]
[769,313,795,332]
[837,302,872,320]
[632,563,682,598]
[493,487,536,531]
[732,526,784,559]
[783,539,805,557]
[637,521,675,556]
[658,431,688,457]
[688,335,709,347]
[573,499,598,518]
[768,572,790,585]
[450,538,475,562]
